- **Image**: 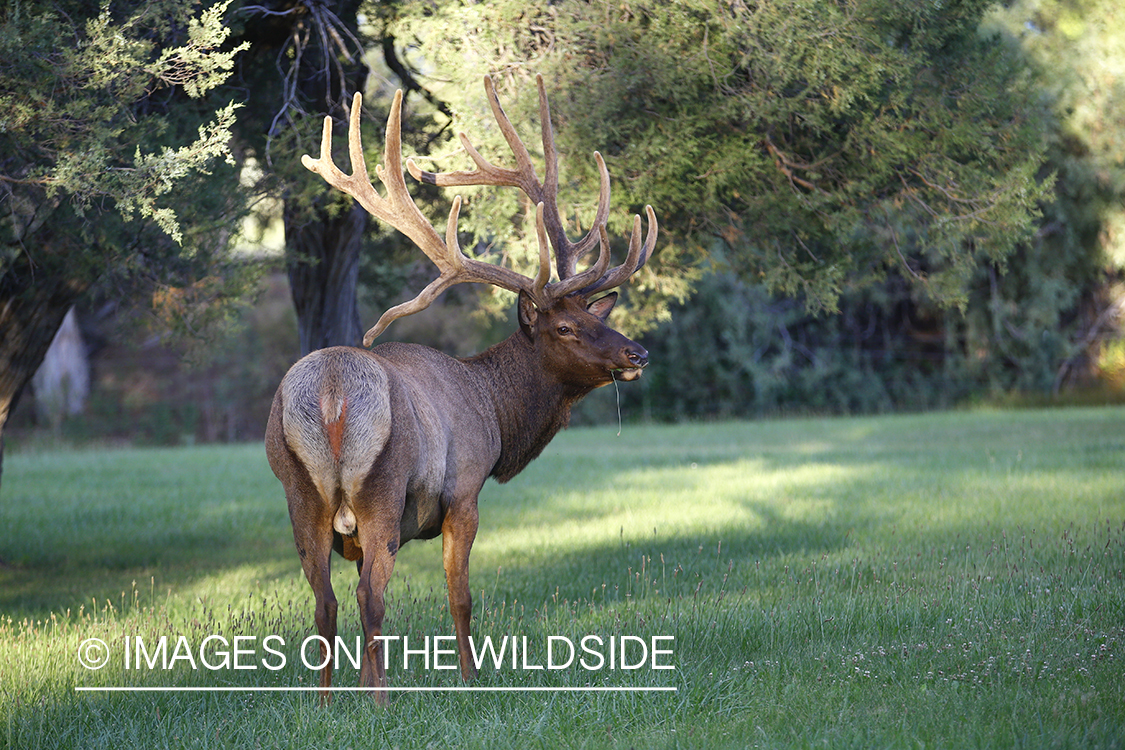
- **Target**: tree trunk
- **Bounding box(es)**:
[284,199,367,355]
[229,0,371,358]
[0,268,87,491]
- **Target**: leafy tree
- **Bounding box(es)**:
[620,271,967,419]
[0,0,249,486]
[227,0,463,355]
[387,0,1053,333]
[618,0,1125,416]
[985,0,1125,390]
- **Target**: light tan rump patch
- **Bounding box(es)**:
[280,349,393,524]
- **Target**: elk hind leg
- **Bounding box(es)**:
[289,500,338,705]
[353,512,400,704]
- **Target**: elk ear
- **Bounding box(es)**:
[586,292,618,322]
[518,289,540,338]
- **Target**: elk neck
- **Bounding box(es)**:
[461,331,596,484]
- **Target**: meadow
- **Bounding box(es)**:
[1,407,1122,748]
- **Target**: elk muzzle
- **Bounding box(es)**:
[614,342,649,381]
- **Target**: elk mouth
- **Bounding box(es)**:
[612,363,647,382]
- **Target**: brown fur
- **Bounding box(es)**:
[265,291,647,703]
[274,73,656,706]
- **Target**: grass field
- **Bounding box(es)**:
[1,407,1123,748]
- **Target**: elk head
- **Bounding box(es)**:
[300,74,657,371]
[518,290,648,389]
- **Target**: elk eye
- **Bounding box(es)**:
[556,325,573,337]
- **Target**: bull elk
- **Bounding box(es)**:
[265,74,657,702]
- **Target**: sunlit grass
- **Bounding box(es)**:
[1,407,1123,748]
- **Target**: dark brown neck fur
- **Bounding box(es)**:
[461,332,596,483]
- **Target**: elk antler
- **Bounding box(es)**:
[411,74,658,303]
[302,90,550,346]
[301,75,657,346]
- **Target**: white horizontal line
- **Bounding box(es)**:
[76,686,676,693]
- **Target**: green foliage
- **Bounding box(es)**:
[624,252,1103,421]
[622,271,971,419]
[0,0,248,249]
[989,0,1125,230]
[0,0,257,445]
[983,0,1125,387]
[383,0,1125,408]
[626,247,1106,421]
[391,0,1052,328]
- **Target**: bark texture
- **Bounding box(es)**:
[284,199,367,355]
[0,253,87,489]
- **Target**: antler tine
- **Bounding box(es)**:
[488,74,543,197]
[302,94,378,213]
[302,91,444,259]
[541,201,657,300]
[360,194,556,346]
[528,74,612,284]
[405,76,541,195]
[408,75,613,292]
[578,205,659,298]
[546,149,611,284]
[360,194,462,346]
[544,221,612,299]
[531,202,553,298]
[531,74,612,286]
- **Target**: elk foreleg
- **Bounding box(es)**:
[441,497,480,681]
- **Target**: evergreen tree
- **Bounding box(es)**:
[227,0,371,356]
[610,0,1125,415]
[228,0,459,355]
[388,0,1053,332]
[0,0,249,486]
[985,0,1125,391]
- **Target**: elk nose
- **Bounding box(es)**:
[626,345,649,369]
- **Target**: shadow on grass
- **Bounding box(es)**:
[0,444,298,617]
[4,407,1120,619]
[1,452,852,622]
[463,500,850,608]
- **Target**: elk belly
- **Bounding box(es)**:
[399,491,444,541]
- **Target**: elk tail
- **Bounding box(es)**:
[319,393,357,537]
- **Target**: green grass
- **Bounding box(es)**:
[1,407,1123,748]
